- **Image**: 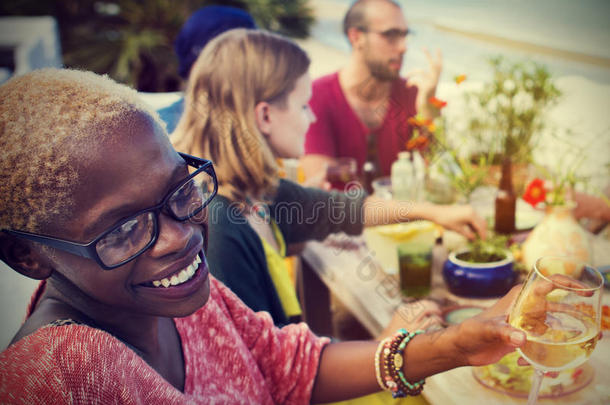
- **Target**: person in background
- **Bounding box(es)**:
[172,29,486,331]
[0,68,525,404]
[301,0,442,180]
[572,189,610,234]
[157,5,257,133]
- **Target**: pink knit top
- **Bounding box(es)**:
[0,277,330,404]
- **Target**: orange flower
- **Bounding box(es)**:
[408,116,434,128]
[406,135,429,151]
[523,178,547,207]
[407,116,424,127]
[428,96,447,109]
[454,74,467,84]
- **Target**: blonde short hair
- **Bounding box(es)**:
[172,29,310,202]
[0,68,162,233]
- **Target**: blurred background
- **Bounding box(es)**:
[0,0,314,91]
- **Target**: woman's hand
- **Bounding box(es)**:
[379,299,443,339]
[432,204,488,240]
[450,285,526,366]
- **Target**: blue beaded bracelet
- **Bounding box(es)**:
[383,329,426,398]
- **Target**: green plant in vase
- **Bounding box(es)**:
[467,56,561,166]
[456,233,509,264]
[407,102,495,202]
[423,116,496,202]
[409,58,560,203]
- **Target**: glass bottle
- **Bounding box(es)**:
[430,235,448,294]
[391,151,415,201]
[412,150,426,201]
[494,156,516,233]
[362,161,376,195]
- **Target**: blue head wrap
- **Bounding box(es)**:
[175,6,257,78]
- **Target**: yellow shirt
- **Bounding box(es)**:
[260,221,302,318]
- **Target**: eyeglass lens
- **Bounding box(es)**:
[95,169,214,267]
[381,29,409,42]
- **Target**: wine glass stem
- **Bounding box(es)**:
[527,369,545,405]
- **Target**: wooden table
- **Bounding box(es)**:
[300,231,610,404]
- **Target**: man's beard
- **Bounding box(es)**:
[365,58,401,82]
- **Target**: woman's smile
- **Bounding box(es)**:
[135,250,209,300]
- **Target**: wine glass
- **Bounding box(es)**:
[509,255,603,405]
[325,157,357,191]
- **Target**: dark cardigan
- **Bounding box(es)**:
[206,179,366,325]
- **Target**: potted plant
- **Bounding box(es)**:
[442,235,517,298]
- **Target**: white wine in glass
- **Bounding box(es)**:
[509,255,603,404]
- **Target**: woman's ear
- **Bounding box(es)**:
[254,101,272,137]
[0,234,53,280]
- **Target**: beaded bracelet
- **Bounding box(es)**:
[374,337,391,391]
[381,329,408,397]
[390,331,425,397]
[381,329,426,398]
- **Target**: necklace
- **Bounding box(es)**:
[245,197,270,221]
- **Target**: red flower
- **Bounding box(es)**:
[454,74,467,84]
[428,96,447,109]
[523,178,547,207]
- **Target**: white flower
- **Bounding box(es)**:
[496,93,510,108]
[487,97,498,113]
[513,91,534,114]
[503,79,516,93]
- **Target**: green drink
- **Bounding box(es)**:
[398,242,432,298]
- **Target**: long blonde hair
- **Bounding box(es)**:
[172,29,310,202]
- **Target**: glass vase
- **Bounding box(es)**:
[521,205,592,271]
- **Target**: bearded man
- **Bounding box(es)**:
[302,0,442,179]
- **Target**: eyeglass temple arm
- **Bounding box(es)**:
[178,152,211,168]
[4,230,95,260]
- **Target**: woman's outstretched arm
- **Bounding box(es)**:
[362,195,488,240]
[311,286,524,403]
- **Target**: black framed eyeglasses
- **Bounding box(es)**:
[359,27,412,43]
[3,152,218,270]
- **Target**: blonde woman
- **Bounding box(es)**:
[172,29,487,329]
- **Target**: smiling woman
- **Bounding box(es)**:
[0,68,529,404]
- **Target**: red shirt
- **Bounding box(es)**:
[305,72,418,176]
[0,278,329,404]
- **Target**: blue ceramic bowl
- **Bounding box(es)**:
[443,250,516,298]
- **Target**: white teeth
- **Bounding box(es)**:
[151,255,200,288]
